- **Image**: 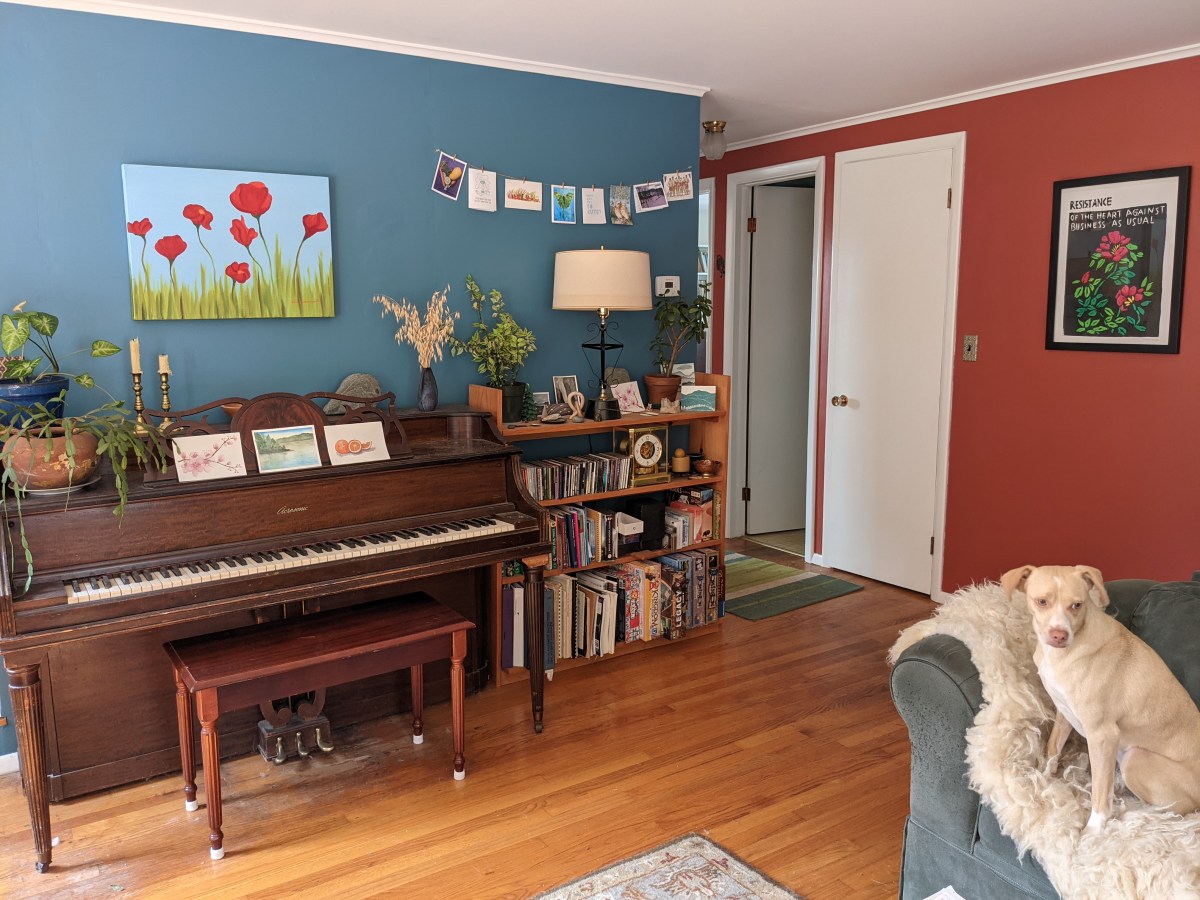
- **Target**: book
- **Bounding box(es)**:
[512,583,525,668]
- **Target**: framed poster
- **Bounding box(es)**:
[1046,167,1190,353]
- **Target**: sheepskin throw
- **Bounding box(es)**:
[889,583,1200,900]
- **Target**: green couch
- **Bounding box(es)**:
[889,577,1200,899]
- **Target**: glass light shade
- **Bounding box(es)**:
[701,120,727,161]
[552,249,652,312]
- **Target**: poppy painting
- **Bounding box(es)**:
[122,164,334,320]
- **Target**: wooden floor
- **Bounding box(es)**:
[0,541,933,899]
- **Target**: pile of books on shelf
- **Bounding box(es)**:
[500,550,725,669]
[547,505,623,570]
[663,486,720,550]
[520,452,631,501]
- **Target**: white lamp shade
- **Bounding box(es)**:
[552,249,652,312]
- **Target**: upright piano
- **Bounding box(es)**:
[0,391,550,871]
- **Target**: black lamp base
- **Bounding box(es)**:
[592,397,622,421]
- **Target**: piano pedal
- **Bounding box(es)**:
[315,726,334,753]
[272,737,287,765]
[295,733,311,758]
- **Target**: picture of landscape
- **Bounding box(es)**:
[251,425,323,473]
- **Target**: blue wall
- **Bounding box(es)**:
[0,5,698,755]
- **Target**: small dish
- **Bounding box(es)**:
[692,458,722,477]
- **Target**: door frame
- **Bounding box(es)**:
[827,132,966,599]
[699,176,716,372]
[722,157,825,556]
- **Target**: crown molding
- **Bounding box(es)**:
[730,43,1200,152]
[7,0,710,97]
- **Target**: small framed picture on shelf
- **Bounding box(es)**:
[530,390,551,408]
[611,380,645,412]
[551,375,579,404]
[680,384,717,412]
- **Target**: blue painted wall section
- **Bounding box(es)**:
[0,5,699,756]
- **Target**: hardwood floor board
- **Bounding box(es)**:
[0,565,933,899]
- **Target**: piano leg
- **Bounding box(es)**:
[410,663,424,744]
[196,691,225,860]
[451,629,467,780]
[522,559,547,733]
[173,669,199,812]
[6,661,53,872]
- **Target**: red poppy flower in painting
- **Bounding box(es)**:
[302,212,328,240]
[127,218,153,236]
[154,234,187,262]
[1097,231,1131,263]
[1115,284,1144,310]
[230,216,258,248]
[229,181,273,218]
[225,262,251,284]
[182,204,213,229]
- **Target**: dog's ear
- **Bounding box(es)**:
[1076,565,1109,608]
[1000,565,1035,601]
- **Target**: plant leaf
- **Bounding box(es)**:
[1,315,30,355]
[26,312,58,337]
[90,340,120,358]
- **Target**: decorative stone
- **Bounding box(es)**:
[324,374,383,414]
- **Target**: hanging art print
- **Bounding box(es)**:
[1046,167,1190,352]
[123,164,334,320]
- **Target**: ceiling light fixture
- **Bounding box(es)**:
[700,120,727,161]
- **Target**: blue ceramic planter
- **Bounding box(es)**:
[0,374,70,425]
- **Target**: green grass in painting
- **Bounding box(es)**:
[131,236,334,320]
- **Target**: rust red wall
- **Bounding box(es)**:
[704,56,1200,590]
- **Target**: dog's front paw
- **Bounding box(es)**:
[1086,810,1108,831]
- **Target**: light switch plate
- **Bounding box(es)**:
[655,276,680,297]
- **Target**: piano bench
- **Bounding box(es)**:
[163,592,474,861]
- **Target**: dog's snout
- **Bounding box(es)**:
[1048,627,1070,648]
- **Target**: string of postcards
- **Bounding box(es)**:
[430,149,694,225]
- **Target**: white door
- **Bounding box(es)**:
[746,185,813,534]
[823,136,962,593]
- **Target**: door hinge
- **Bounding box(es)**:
[746,217,757,233]
[947,188,952,209]
[930,536,935,555]
[742,486,751,502]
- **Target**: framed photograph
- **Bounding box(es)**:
[324,421,389,466]
[252,424,322,473]
[1046,167,1190,353]
[552,375,579,404]
[172,433,247,482]
[611,380,645,412]
[633,180,668,213]
[530,390,551,408]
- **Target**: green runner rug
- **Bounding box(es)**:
[723,552,862,621]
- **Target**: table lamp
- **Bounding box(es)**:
[552,248,652,421]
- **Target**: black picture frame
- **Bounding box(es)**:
[1046,167,1189,353]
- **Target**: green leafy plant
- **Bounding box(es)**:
[651,281,713,373]
[448,274,536,387]
[1,302,120,385]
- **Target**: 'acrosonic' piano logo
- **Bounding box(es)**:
[278,505,309,515]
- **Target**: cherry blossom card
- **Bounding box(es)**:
[172,433,248,482]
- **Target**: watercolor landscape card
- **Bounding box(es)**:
[123,164,334,320]
[252,425,323,473]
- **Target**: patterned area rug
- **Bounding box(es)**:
[723,552,862,620]
[533,833,804,899]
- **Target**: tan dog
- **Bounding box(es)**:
[1001,564,1200,829]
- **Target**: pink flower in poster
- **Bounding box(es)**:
[1097,231,1131,263]
[1115,284,1144,310]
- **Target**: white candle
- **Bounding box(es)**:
[129,338,141,374]
[158,353,171,375]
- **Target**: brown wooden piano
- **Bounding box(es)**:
[0,390,549,872]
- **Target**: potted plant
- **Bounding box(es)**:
[0,303,166,591]
[647,281,713,405]
[448,274,536,423]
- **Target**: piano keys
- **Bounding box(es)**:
[0,391,549,872]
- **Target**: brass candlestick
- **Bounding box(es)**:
[159,370,173,427]
[132,372,148,434]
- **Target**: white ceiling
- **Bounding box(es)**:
[19,0,1200,147]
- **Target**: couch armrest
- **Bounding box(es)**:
[890,633,984,852]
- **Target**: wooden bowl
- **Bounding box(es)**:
[221,402,243,418]
[692,458,722,477]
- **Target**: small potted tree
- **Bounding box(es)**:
[646,281,713,405]
[449,274,536,423]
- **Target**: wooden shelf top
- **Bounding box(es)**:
[546,538,723,577]
[500,408,725,441]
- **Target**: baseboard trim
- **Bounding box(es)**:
[0,752,18,776]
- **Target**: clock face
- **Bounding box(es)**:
[632,432,664,468]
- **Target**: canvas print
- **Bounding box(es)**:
[123,164,334,320]
[610,185,634,225]
[432,152,466,201]
[252,425,323,473]
[551,185,577,224]
[324,421,389,466]
[172,433,248,482]
[1046,167,1190,353]
[504,178,543,210]
[633,181,668,213]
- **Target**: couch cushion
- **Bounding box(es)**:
[1131,581,1200,708]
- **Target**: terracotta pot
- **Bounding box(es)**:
[2,427,100,490]
[644,373,682,407]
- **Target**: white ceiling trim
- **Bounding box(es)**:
[9,0,711,97]
[728,42,1200,152]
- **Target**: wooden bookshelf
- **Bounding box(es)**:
[470,373,731,687]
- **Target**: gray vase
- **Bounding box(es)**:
[418,367,438,412]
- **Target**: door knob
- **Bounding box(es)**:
[831,395,848,407]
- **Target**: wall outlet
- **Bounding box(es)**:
[655,276,680,297]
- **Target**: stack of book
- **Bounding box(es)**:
[547,505,627,570]
[520,453,631,500]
